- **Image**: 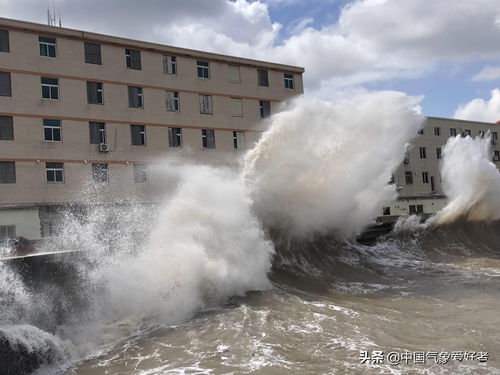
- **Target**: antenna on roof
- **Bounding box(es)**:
[47,5,61,27]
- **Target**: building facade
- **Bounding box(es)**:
[0,18,304,239]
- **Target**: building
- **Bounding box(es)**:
[0,17,304,240]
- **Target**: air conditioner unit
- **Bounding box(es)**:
[99,143,109,152]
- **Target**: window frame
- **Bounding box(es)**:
[0,116,14,140]
[84,42,102,65]
[0,71,12,97]
[41,77,59,100]
[230,98,244,117]
[197,60,210,79]
[450,128,457,137]
[199,94,213,114]
[228,65,241,83]
[168,127,182,148]
[434,127,440,136]
[133,164,149,183]
[46,162,64,183]
[92,163,109,183]
[422,172,429,184]
[284,73,295,90]
[125,49,142,70]
[130,125,146,146]
[87,81,104,104]
[419,147,426,159]
[259,100,271,118]
[201,129,216,149]
[128,86,144,108]
[43,119,62,142]
[233,131,246,150]
[405,171,413,185]
[165,91,180,111]
[0,161,16,183]
[163,55,177,74]
[0,30,9,53]
[39,36,57,58]
[89,122,106,144]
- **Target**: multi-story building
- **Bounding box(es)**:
[0,17,304,240]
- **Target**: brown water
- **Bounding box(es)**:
[65,223,500,375]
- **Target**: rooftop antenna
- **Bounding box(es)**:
[58,8,62,27]
[47,5,61,27]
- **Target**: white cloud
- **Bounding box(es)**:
[454,89,500,123]
[471,66,500,82]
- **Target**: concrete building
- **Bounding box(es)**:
[0,17,304,240]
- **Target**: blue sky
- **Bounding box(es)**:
[2,0,500,121]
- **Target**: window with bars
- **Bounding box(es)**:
[84,42,102,64]
[233,131,246,150]
[0,30,9,53]
[133,164,148,183]
[92,163,108,183]
[259,100,271,118]
[0,225,15,240]
[125,49,141,69]
[231,98,243,117]
[163,56,176,74]
[39,36,56,58]
[166,91,180,111]
[0,162,15,183]
[89,122,106,144]
[131,125,146,146]
[128,86,143,108]
[0,72,11,97]
[168,127,182,147]
[201,129,215,148]
[41,77,59,100]
[199,94,213,114]
[197,61,210,78]
[0,116,13,140]
[257,69,269,86]
[229,65,240,83]
[46,162,64,183]
[284,73,294,89]
[87,81,104,104]
[43,119,62,142]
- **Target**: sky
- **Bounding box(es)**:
[2,0,500,121]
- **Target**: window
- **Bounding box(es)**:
[233,131,246,149]
[84,42,101,64]
[422,172,429,184]
[125,49,141,70]
[133,164,148,183]
[43,119,61,142]
[434,127,440,136]
[41,77,59,100]
[257,69,269,86]
[46,162,64,183]
[39,36,56,58]
[479,130,485,138]
[199,94,213,114]
[259,100,271,118]
[197,61,210,78]
[89,122,106,144]
[0,116,13,140]
[131,125,146,146]
[229,65,240,83]
[201,129,215,148]
[87,82,103,104]
[405,171,413,185]
[492,132,498,143]
[0,72,11,96]
[494,150,500,161]
[0,30,9,53]
[417,129,424,135]
[450,128,457,137]
[168,127,182,147]
[419,147,426,159]
[92,163,108,183]
[0,225,15,240]
[128,86,143,108]
[166,91,180,111]
[231,98,243,117]
[163,56,176,74]
[0,162,15,183]
[463,129,471,137]
[284,73,294,89]
[382,207,391,216]
[436,147,442,159]
[409,204,424,215]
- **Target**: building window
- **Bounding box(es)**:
[0,225,15,240]
[233,131,246,149]
[199,94,213,114]
[168,127,182,147]
[92,163,108,183]
[0,161,15,183]
[492,132,498,143]
[231,98,243,117]
[0,30,9,53]
[450,128,457,137]
[197,61,210,78]
[125,49,141,70]
[479,130,485,138]
[166,91,180,111]
[463,129,471,137]
[257,69,269,87]
[39,36,56,58]
[84,42,101,64]
[417,129,424,135]
[133,164,148,183]
[405,171,413,185]
[0,72,11,97]
[163,56,176,74]
[229,65,240,83]
[419,147,426,159]
[89,122,106,144]
[494,150,500,161]
[131,125,146,146]
[382,207,391,216]
[0,116,13,140]
[434,127,440,136]
[409,204,423,215]
[259,100,271,118]
[41,77,59,100]
[284,73,294,89]
[436,147,442,159]
[87,82,104,104]
[201,129,215,148]
[422,172,429,184]
[43,119,62,142]
[46,162,64,183]
[128,86,143,108]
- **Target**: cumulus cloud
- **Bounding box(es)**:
[454,89,500,123]
[471,66,500,82]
